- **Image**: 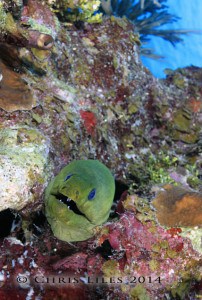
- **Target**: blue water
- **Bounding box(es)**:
[141,0,202,78]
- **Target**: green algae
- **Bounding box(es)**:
[52,0,102,23]
[147,154,177,184]
[0,127,49,168]
[130,285,150,300]
[187,175,201,189]
[24,15,60,38]
[180,227,202,255]
[102,260,122,277]
[110,15,128,30]
[171,280,192,300]
[31,113,42,124]
[173,112,191,133]
[171,131,199,144]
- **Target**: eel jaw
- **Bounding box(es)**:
[56,193,87,218]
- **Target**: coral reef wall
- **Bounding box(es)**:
[1,9,201,205]
[0,1,201,299]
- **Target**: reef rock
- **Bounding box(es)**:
[0,61,35,112]
[0,127,53,212]
[152,184,202,227]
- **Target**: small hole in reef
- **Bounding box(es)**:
[114,180,129,201]
[197,174,202,180]
[43,35,53,47]
[16,228,26,244]
[44,40,50,47]
[0,209,21,238]
[109,180,129,218]
[95,240,113,259]
[28,210,47,236]
[73,20,85,30]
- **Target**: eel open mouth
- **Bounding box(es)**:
[56,193,85,217]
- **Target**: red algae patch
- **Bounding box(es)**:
[0,61,35,112]
[80,110,97,136]
[152,184,202,227]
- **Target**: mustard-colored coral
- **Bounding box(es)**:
[0,61,35,112]
[152,185,202,227]
[50,0,102,23]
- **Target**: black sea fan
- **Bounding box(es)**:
[100,0,196,59]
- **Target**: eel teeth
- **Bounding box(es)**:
[57,195,85,217]
[66,197,72,202]
[59,197,72,203]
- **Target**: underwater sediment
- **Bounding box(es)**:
[0,1,201,299]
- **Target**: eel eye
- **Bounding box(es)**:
[64,174,73,181]
[88,188,96,200]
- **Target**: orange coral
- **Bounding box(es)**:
[0,61,35,112]
[152,184,202,227]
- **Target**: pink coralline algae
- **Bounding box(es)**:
[95,211,201,296]
[52,252,105,276]
[49,207,201,298]
[52,252,88,271]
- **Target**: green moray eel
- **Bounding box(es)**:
[45,160,115,242]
